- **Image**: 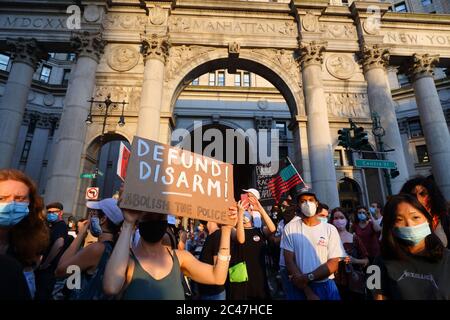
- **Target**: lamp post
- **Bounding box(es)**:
[86,94,128,188]
[371,111,392,196]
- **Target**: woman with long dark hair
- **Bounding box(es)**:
[373,193,450,300]
[401,176,450,248]
[0,169,49,299]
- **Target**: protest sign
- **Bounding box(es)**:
[120,136,235,225]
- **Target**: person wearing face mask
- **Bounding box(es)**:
[317,203,330,224]
[228,189,276,300]
[282,188,346,300]
[330,208,369,300]
[34,202,69,300]
[352,206,382,265]
[372,193,450,300]
[103,205,238,300]
[401,176,450,249]
[55,198,123,300]
[0,169,49,300]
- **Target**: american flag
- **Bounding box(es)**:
[267,161,304,203]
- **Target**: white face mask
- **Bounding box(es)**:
[301,201,317,217]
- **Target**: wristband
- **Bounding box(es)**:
[217,254,231,262]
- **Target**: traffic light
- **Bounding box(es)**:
[390,169,400,179]
[352,126,369,150]
[338,128,351,149]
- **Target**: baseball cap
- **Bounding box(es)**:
[297,187,318,201]
[86,198,124,226]
[242,188,260,200]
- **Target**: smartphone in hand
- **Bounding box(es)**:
[240,194,250,210]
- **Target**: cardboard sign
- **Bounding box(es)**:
[256,163,275,201]
[117,142,131,181]
[120,136,235,225]
[86,187,99,200]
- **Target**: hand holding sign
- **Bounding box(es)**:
[122,208,142,225]
[120,137,235,225]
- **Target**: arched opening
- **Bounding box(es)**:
[170,56,299,205]
[75,133,130,217]
[338,178,362,212]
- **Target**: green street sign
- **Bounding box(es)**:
[80,173,96,179]
[355,159,397,169]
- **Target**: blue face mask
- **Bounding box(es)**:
[253,212,262,228]
[357,213,368,221]
[318,216,328,224]
[46,213,59,222]
[394,222,431,245]
[0,201,30,227]
[90,216,102,237]
[369,207,377,215]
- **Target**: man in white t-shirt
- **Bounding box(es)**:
[281,188,345,300]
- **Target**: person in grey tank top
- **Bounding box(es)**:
[103,204,242,300]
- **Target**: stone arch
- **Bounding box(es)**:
[74,132,131,217]
[338,177,363,212]
[162,47,304,118]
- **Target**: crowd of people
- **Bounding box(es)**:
[1,168,449,300]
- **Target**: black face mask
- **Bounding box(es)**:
[138,220,168,243]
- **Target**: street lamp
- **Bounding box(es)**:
[371,112,392,196]
[86,94,128,188]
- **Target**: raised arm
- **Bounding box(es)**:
[234,202,245,244]
[370,215,382,232]
[103,209,140,296]
[55,219,99,277]
[178,208,237,285]
[250,197,276,234]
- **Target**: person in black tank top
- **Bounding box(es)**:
[103,209,239,300]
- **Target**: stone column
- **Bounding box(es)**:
[299,41,340,208]
[409,54,450,200]
[25,115,50,183]
[362,44,409,194]
[0,38,46,168]
[136,34,170,141]
[45,31,105,214]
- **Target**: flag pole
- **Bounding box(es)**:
[286,156,303,182]
[286,156,308,188]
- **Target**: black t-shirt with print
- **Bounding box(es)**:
[374,249,450,300]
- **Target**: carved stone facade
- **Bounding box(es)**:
[22,110,60,129]
[94,86,141,112]
[361,44,390,72]
[140,34,170,64]
[107,45,140,72]
[6,37,47,68]
[408,53,440,81]
[71,31,106,63]
[299,41,327,68]
[326,54,356,80]
[165,45,215,81]
[326,93,370,118]
[251,48,301,85]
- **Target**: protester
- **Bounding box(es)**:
[329,207,369,300]
[317,203,330,224]
[102,206,237,300]
[34,202,69,300]
[0,254,32,300]
[352,206,382,264]
[282,188,345,300]
[370,202,383,226]
[272,203,297,299]
[401,176,450,248]
[55,198,123,300]
[228,188,276,300]
[197,221,227,300]
[0,169,49,299]
[67,216,77,239]
[372,193,450,300]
